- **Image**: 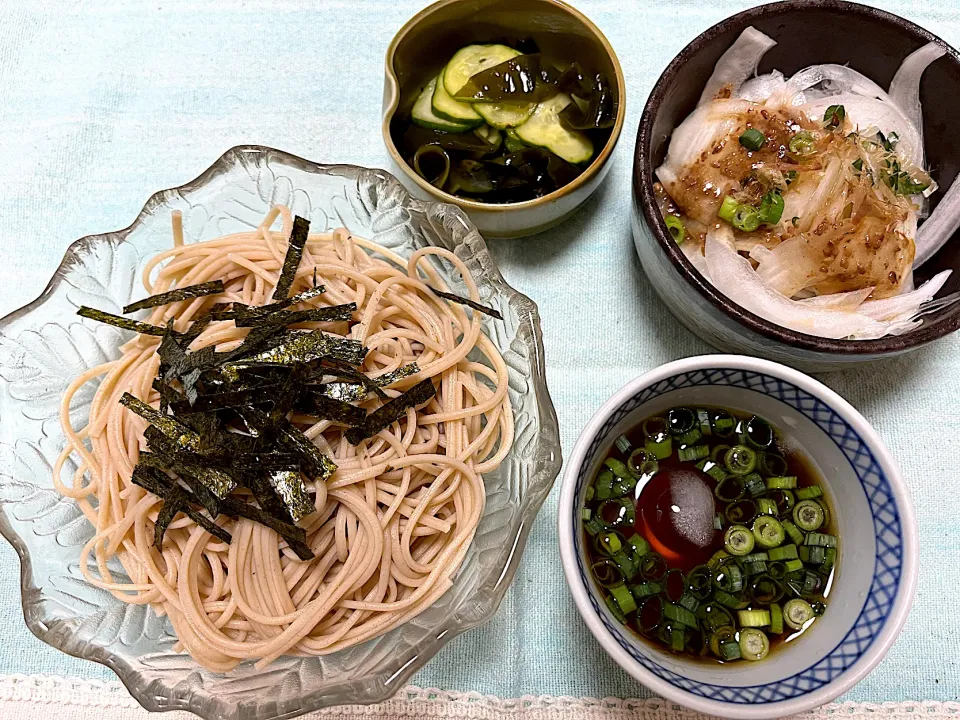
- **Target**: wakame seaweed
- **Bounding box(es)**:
[122,280,225,314]
[346,378,437,445]
[452,54,554,103]
[77,307,178,337]
[427,287,503,320]
[271,216,310,301]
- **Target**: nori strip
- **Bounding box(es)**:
[173,383,284,414]
[317,382,367,403]
[313,363,387,400]
[279,424,338,480]
[77,307,177,337]
[242,330,367,367]
[131,465,232,546]
[266,467,314,523]
[123,280,225,314]
[180,313,213,345]
[373,362,420,388]
[295,391,367,426]
[232,303,357,328]
[220,497,314,560]
[271,215,310,301]
[142,427,238,502]
[120,393,203,454]
[246,471,294,524]
[345,379,437,445]
[153,491,183,548]
[426,287,503,320]
[216,286,327,321]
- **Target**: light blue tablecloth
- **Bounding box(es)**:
[0,0,957,705]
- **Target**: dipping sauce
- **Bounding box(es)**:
[581,406,837,663]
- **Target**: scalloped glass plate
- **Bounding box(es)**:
[0,146,562,719]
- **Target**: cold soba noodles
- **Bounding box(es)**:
[55,205,513,671]
[581,407,837,663]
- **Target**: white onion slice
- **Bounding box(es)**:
[798,288,875,310]
[698,27,777,106]
[704,226,883,338]
[736,71,786,103]
[784,64,890,106]
[916,174,960,268]
[858,269,952,321]
[681,240,711,281]
[889,42,946,159]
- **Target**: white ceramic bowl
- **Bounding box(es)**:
[558,355,918,719]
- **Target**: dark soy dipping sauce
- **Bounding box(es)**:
[581,407,838,664]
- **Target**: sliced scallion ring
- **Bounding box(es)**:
[752,515,785,549]
[794,500,825,531]
[724,525,755,556]
[739,627,770,661]
[783,598,815,629]
[724,445,757,475]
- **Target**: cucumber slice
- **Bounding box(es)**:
[515,94,594,164]
[504,129,526,153]
[412,77,475,132]
[432,70,483,125]
[474,101,535,129]
[443,44,521,96]
[473,124,502,150]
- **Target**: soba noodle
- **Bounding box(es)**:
[54,205,513,671]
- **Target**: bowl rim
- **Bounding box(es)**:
[633,0,960,355]
[382,0,626,212]
[557,354,918,719]
[0,145,564,719]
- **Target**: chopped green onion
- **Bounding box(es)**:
[628,448,658,478]
[707,549,730,569]
[742,559,768,576]
[801,570,824,596]
[609,583,637,615]
[711,410,737,437]
[758,190,785,225]
[720,638,742,660]
[795,486,823,500]
[715,475,746,502]
[724,525,755,556]
[725,498,758,526]
[605,594,627,623]
[687,565,714,600]
[743,473,766,497]
[783,598,815,629]
[702,605,735,632]
[732,204,761,233]
[784,170,799,185]
[750,574,785,603]
[704,462,729,482]
[799,545,826,565]
[739,128,767,151]
[581,507,592,521]
[766,476,797,489]
[768,544,798,561]
[783,559,804,573]
[678,428,703,447]
[590,559,623,587]
[713,513,724,531]
[626,534,650,558]
[640,553,668,581]
[711,444,732,464]
[630,581,662,599]
[724,445,757,475]
[637,596,663,632]
[822,547,837,571]
[664,602,698,627]
[743,416,774,448]
[644,434,672,460]
[670,626,686,651]
[583,516,604,536]
[610,549,639,581]
[739,628,770,661]
[753,516,785,549]
[789,130,817,155]
[679,592,701,613]
[668,407,697,435]
[604,457,631,479]
[715,590,747,609]
[718,196,739,224]
[757,498,778,516]
[665,215,687,242]
[758,451,788,476]
[697,409,712,436]
[738,609,771,627]
[823,104,846,129]
[713,562,744,593]
[584,484,595,503]
[782,520,804,545]
[770,603,784,634]
[794,500,826,531]
[679,445,709,462]
[595,531,623,556]
[597,497,635,529]
[595,469,614,500]
[615,434,632,454]
[768,561,787,579]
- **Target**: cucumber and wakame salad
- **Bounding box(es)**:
[399,40,616,203]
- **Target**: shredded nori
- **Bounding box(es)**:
[243,330,367,367]
[77,307,179,337]
[213,286,327,321]
[271,216,310,301]
[373,362,420,388]
[427,287,503,320]
[345,379,437,445]
[123,280,225,314]
[220,496,313,560]
[232,303,357,328]
[131,465,232,546]
[120,393,203,453]
[295,391,367,426]
[266,467,314,523]
[317,381,368,403]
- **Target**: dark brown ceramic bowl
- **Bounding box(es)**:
[632,0,960,371]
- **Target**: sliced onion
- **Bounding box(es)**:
[916,173,960,268]
[858,269,952,322]
[698,27,777,106]
[797,287,875,310]
[888,42,946,160]
[737,71,786,103]
[783,64,889,106]
[681,240,711,281]
[704,225,883,339]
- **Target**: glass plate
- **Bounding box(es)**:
[0,146,562,719]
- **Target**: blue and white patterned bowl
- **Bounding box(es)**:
[557,355,918,719]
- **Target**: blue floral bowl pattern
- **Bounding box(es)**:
[559,356,917,719]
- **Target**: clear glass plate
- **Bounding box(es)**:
[0,146,562,719]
